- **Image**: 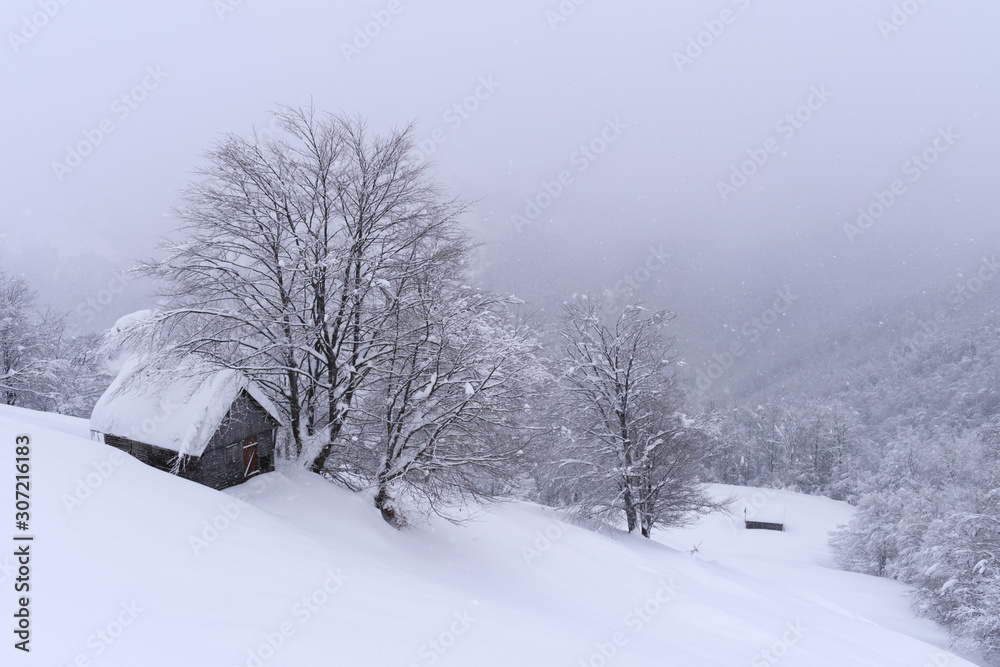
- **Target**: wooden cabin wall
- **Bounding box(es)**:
[199,391,278,490]
[103,434,203,484]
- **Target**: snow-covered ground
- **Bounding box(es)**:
[0,405,981,666]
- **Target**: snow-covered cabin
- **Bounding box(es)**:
[90,357,283,490]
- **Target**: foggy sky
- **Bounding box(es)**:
[3,0,999,399]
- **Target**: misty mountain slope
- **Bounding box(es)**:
[1,405,981,666]
[712,276,1000,430]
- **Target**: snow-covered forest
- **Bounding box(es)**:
[3,108,1000,662]
[4,1,1000,665]
[3,110,716,537]
[706,281,1000,663]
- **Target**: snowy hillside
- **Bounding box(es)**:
[0,405,979,666]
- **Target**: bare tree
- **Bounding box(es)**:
[299,111,470,475]
[116,112,320,455]
[122,107,469,469]
[550,298,722,537]
[350,259,546,525]
[0,271,62,408]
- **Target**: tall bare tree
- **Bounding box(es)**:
[550,298,722,537]
[0,271,61,408]
[350,259,546,525]
[121,107,469,468]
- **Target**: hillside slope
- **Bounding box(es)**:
[0,405,981,666]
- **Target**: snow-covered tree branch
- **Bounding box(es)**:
[546,298,723,537]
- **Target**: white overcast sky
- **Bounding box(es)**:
[3,0,999,384]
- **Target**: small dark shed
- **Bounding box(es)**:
[90,358,283,490]
[743,505,785,532]
[745,518,785,532]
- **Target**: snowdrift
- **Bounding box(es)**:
[0,405,981,666]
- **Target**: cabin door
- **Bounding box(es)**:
[242,437,261,478]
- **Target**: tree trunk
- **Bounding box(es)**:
[374,467,401,527]
[309,418,346,474]
[623,486,639,533]
[286,366,302,458]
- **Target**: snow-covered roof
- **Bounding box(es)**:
[111,309,154,334]
[90,356,283,458]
